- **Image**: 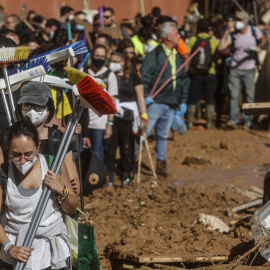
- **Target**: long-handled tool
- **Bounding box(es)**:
[137,119,157,183]
[0,47,30,122]
[15,68,117,270]
[0,58,48,127]
[67,22,84,211]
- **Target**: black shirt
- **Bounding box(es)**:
[116,73,143,103]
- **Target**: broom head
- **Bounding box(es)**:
[66,67,117,116]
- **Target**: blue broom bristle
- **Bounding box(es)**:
[7,57,49,75]
[29,41,88,62]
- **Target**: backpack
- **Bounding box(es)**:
[190,36,213,74]
[83,67,111,89]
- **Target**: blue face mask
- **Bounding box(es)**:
[75,24,84,31]
[50,32,55,40]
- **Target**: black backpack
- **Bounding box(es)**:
[190,36,212,74]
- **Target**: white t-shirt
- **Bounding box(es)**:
[86,67,118,130]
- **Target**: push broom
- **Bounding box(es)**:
[0,47,30,122]
[15,68,117,270]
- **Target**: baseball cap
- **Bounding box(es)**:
[18,82,53,106]
[236,11,249,20]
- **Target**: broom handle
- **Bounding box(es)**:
[15,102,83,270]
[0,89,12,127]
[143,132,157,180]
[3,67,17,122]
[67,23,84,211]
[149,48,173,98]
[137,135,143,183]
[150,42,206,99]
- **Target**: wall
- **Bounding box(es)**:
[2,0,192,25]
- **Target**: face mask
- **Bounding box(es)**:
[75,24,84,31]
[235,21,244,30]
[12,155,37,175]
[68,14,74,21]
[92,57,105,69]
[110,62,122,73]
[22,109,48,125]
[49,31,54,40]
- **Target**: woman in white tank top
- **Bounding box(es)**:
[0,118,78,270]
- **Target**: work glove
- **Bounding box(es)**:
[176,103,187,116]
[145,96,154,107]
[171,112,187,134]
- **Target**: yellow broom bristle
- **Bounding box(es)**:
[14,47,30,60]
[98,82,106,89]
[66,67,88,85]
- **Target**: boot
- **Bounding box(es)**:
[156,160,169,176]
[206,105,215,129]
[187,105,196,130]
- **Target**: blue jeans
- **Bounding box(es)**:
[88,129,105,161]
[146,103,174,161]
[228,68,255,127]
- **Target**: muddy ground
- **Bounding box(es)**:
[80,128,270,269]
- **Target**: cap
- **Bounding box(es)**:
[0,37,17,47]
[236,11,249,20]
[18,82,53,106]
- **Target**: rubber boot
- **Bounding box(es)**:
[206,105,215,129]
[187,105,196,130]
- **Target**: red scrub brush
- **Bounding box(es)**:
[66,67,117,116]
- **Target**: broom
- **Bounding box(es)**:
[15,67,117,270]
[0,47,31,122]
[30,40,88,65]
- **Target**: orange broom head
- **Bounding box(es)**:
[66,67,117,115]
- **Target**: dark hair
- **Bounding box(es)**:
[118,38,134,49]
[156,15,173,25]
[92,44,107,55]
[197,19,210,34]
[46,98,55,124]
[7,117,39,151]
[27,10,36,21]
[45,19,61,29]
[97,33,112,47]
[141,15,153,27]
[152,7,161,17]
[32,15,46,25]
[60,6,74,16]
[19,32,40,46]
[0,29,19,38]
[138,27,153,43]
[75,11,86,17]
[103,7,114,16]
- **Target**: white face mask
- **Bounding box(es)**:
[110,62,122,73]
[68,14,74,21]
[12,155,37,175]
[235,21,245,30]
[22,109,48,125]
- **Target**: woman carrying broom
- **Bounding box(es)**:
[0,118,77,269]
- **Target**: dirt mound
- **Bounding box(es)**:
[79,129,270,269]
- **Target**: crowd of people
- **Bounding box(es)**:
[0,3,268,269]
[0,4,268,183]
